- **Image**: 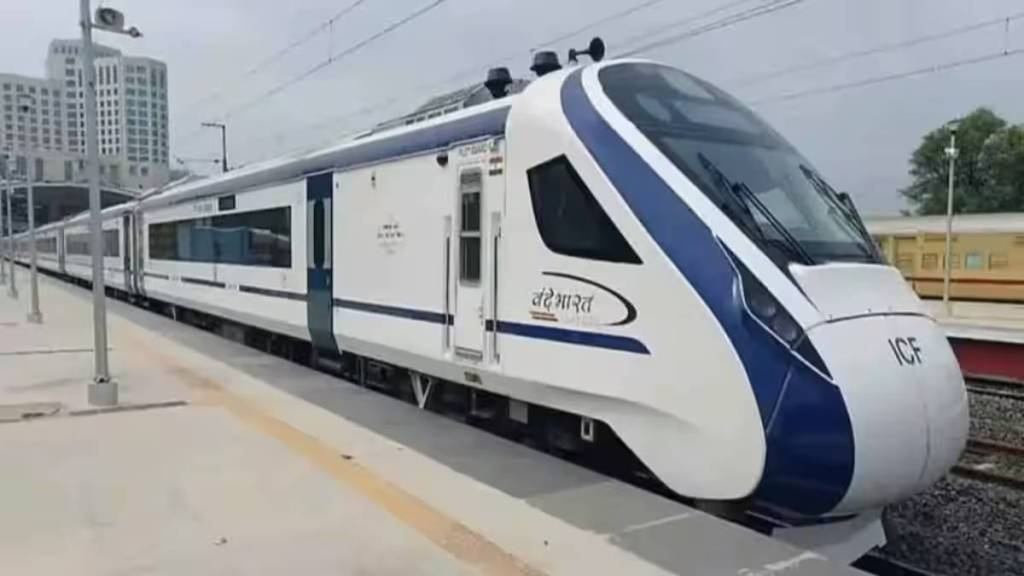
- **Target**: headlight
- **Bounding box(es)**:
[771,314,801,344]
[726,248,831,378]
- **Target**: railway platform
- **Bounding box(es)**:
[924,300,1024,382]
[0,271,865,575]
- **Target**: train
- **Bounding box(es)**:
[9,53,969,563]
[868,213,1024,303]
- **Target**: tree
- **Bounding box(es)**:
[977,124,1024,211]
[902,108,1024,214]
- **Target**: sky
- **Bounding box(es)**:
[1,0,1022,215]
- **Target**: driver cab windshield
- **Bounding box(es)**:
[598,62,881,267]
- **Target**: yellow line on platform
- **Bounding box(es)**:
[132,338,543,576]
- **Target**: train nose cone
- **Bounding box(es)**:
[807,314,969,514]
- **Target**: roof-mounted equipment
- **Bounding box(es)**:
[484,67,513,98]
[568,37,606,64]
[530,51,561,77]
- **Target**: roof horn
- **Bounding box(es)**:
[568,37,606,64]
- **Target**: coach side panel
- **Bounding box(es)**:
[333,153,454,363]
[142,182,308,340]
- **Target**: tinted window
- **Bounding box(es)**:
[36,236,57,253]
[148,206,291,268]
[599,63,880,265]
[66,233,90,255]
[104,229,119,257]
[459,170,482,283]
[527,156,640,264]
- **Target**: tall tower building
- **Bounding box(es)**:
[39,39,169,190]
[0,73,70,181]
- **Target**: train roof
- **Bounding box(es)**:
[140,93,517,211]
[866,212,1024,235]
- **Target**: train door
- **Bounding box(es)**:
[122,214,132,293]
[450,143,505,362]
[306,172,339,354]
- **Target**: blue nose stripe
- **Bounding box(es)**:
[560,67,854,516]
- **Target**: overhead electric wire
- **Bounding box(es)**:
[179,0,819,165]
[212,0,701,159]
[730,10,1024,87]
[617,0,813,57]
[263,0,814,152]
[530,0,672,51]
[211,0,448,123]
[750,46,1024,105]
[183,0,371,113]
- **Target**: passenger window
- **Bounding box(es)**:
[103,229,119,257]
[148,206,291,267]
[990,253,1008,270]
[527,156,641,264]
[965,252,985,270]
[459,170,482,283]
[921,253,937,270]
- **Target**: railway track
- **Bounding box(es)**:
[953,437,1024,491]
[965,377,1024,402]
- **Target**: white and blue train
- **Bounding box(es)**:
[15,54,968,560]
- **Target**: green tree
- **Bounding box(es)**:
[977,124,1024,211]
[901,108,1024,214]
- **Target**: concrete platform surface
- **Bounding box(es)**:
[924,299,1024,344]
[0,268,864,575]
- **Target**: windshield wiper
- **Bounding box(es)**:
[697,153,814,265]
[798,165,878,261]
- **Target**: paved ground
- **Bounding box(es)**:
[0,273,487,575]
[0,265,863,575]
[925,299,1024,343]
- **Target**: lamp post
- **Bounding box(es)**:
[81,1,142,405]
[16,94,42,323]
[942,122,960,316]
[4,155,15,300]
[201,122,228,173]
[0,151,7,286]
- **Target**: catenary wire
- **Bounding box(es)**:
[616,0,813,57]
[749,47,1024,106]
[233,0,813,161]
[729,10,1024,88]
[184,0,372,113]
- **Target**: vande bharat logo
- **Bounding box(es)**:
[529,272,637,327]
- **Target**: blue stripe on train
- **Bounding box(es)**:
[560,68,854,517]
[333,298,648,354]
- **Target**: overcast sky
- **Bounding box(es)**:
[2,0,1022,215]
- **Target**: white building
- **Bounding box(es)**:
[0,40,169,191]
[0,73,72,182]
[46,39,169,191]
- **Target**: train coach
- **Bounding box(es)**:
[868,213,1024,303]
[12,52,969,563]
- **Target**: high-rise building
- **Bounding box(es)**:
[0,73,71,182]
[45,39,169,190]
[0,40,169,191]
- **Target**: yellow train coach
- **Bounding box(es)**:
[866,213,1024,303]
